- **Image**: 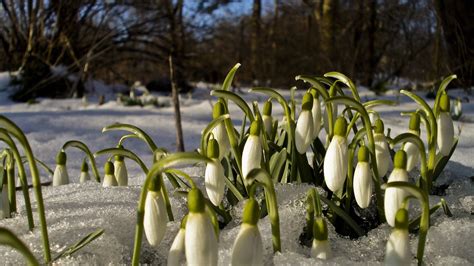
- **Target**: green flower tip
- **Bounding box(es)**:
[313,217,328,241]
[393,150,407,169]
[81,160,89,172]
[310,88,319,98]
[249,120,261,136]
[242,198,260,225]
[439,93,450,112]
[188,188,206,213]
[263,100,272,116]
[180,215,188,229]
[334,117,347,137]
[409,113,421,132]
[374,119,384,134]
[207,138,220,159]
[302,93,314,111]
[56,151,67,165]
[394,208,409,229]
[148,174,162,192]
[104,161,114,175]
[358,146,369,163]
[213,101,226,118]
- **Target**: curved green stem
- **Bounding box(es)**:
[94,147,148,174]
[324,72,360,101]
[0,115,51,262]
[102,123,158,153]
[221,63,241,91]
[131,152,211,266]
[0,130,34,230]
[0,227,40,266]
[62,140,101,182]
[211,90,254,121]
[118,134,139,147]
[247,168,281,252]
[200,114,230,156]
[434,75,457,117]
[383,182,429,265]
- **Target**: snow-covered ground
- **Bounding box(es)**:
[0,78,473,265]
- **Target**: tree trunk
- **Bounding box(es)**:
[169,55,185,152]
[320,0,338,68]
[366,0,377,87]
[251,0,261,82]
[434,0,474,87]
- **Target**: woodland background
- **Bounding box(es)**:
[0,0,472,101]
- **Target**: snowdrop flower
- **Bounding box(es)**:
[144,174,168,248]
[168,216,187,266]
[374,119,390,178]
[242,121,262,182]
[384,150,409,227]
[231,198,263,266]
[295,93,314,154]
[353,146,373,208]
[403,113,421,172]
[79,160,91,183]
[114,152,128,186]
[385,208,411,266]
[185,188,218,266]
[324,117,348,192]
[453,97,462,119]
[310,90,322,139]
[205,138,225,206]
[437,94,454,156]
[262,100,273,138]
[0,174,10,219]
[102,161,118,187]
[211,101,230,160]
[52,151,69,186]
[311,216,331,260]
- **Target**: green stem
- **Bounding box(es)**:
[6,157,16,213]
[0,115,51,262]
[102,123,158,152]
[94,147,148,174]
[62,140,101,182]
[0,227,40,266]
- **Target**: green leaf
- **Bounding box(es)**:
[432,138,459,182]
[21,156,53,176]
[324,72,359,101]
[434,75,457,116]
[211,90,254,121]
[363,99,397,108]
[0,227,39,265]
[294,76,329,99]
[269,148,287,182]
[200,114,230,156]
[102,123,158,152]
[221,63,241,91]
[53,229,104,261]
[319,196,365,237]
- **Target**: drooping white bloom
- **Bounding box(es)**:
[311,239,332,260]
[114,157,128,186]
[144,191,168,247]
[385,209,411,266]
[262,100,273,137]
[53,151,69,186]
[311,93,322,139]
[353,146,372,208]
[384,151,409,227]
[79,160,91,183]
[295,110,314,154]
[185,189,218,266]
[212,102,230,160]
[437,112,454,156]
[242,121,262,180]
[102,162,118,187]
[403,141,420,172]
[323,117,348,192]
[374,119,390,178]
[205,159,225,206]
[0,183,10,219]
[232,198,263,266]
[168,227,186,266]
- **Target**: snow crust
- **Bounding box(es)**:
[0,80,472,265]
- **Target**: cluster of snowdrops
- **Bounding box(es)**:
[0,64,459,266]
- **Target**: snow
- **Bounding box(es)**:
[0,79,473,265]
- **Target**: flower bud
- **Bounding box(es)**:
[374,119,390,178]
[53,151,69,186]
[79,160,91,183]
[311,217,331,260]
[353,146,373,208]
[144,175,167,247]
[168,216,188,266]
[324,117,348,192]
[384,150,409,227]
[295,93,315,154]
[102,161,118,187]
[242,121,262,181]
[385,209,411,265]
[212,101,230,160]
[437,94,454,156]
[205,158,225,206]
[0,174,10,219]
[311,90,322,139]
[114,154,128,186]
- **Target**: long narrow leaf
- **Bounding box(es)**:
[0,227,39,266]
[62,140,100,182]
[53,229,104,261]
[211,90,254,121]
[319,196,365,237]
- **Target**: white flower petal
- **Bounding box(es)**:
[437,112,454,156]
[144,191,168,247]
[79,171,91,183]
[242,135,262,180]
[311,239,332,260]
[323,136,348,192]
[102,174,118,187]
[295,110,314,154]
[403,142,420,172]
[212,123,230,160]
[385,229,411,265]
[168,228,186,266]
[205,159,225,206]
[114,161,128,186]
[263,115,273,137]
[53,165,69,186]
[374,133,391,178]
[353,162,373,208]
[185,213,218,266]
[231,224,263,266]
[384,169,409,227]
[312,97,322,139]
